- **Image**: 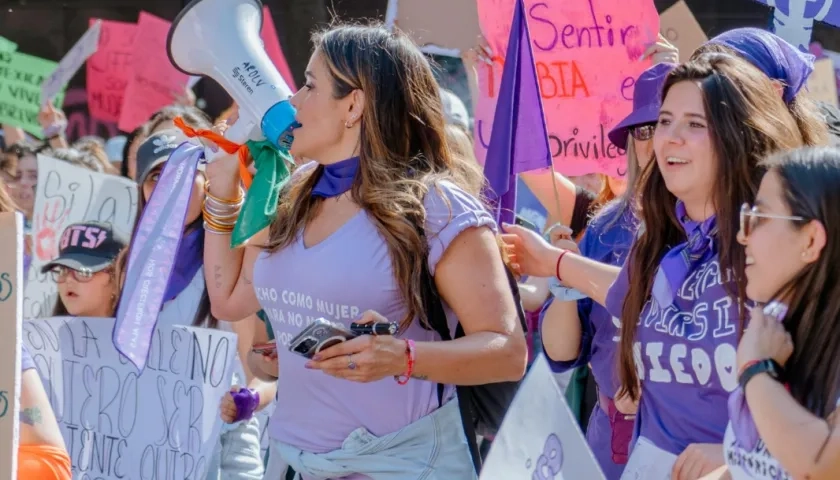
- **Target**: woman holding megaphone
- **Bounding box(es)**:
[201,22,526,479]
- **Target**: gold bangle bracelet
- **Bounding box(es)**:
[204,182,244,205]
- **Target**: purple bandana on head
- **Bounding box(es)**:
[652,200,718,308]
[728,301,789,453]
[312,157,359,198]
[114,142,203,373]
[707,27,814,104]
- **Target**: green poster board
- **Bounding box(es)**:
[0,51,66,137]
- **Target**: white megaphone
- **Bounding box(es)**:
[167,0,297,156]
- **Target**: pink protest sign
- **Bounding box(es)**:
[261,6,297,91]
[86,19,136,124]
[117,12,188,133]
[475,0,659,176]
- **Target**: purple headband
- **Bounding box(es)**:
[706,28,814,104]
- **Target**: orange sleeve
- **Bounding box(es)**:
[17,444,72,480]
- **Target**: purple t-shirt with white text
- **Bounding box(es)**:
[604,248,741,456]
[252,170,495,467]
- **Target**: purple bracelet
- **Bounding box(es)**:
[231,388,260,422]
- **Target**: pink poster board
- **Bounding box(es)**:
[475,0,659,176]
[261,6,297,91]
[117,12,188,133]
[86,19,136,124]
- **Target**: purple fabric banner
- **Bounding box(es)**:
[113,142,202,372]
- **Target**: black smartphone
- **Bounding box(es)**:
[515,214,539,232]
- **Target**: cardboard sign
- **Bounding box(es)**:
[660,0,707,62]
[0,51,66,137]
[23,317,236,480]
[807,57,839,107]
[87,19,137,123]
[25,155,137,319]
[0,213,23,480]
[390,0,483,56]
[42,20,102,104]
[480,355,605,480]
[474,0,659,176]
[117,12,189,133]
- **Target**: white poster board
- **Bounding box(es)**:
[25,155,137,319]
[23,317,236,479]
[0,212,23,480]
[480,355,605,480]
[41,21,102,104]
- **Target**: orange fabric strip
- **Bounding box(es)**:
[18,444,72,480]
[173,116,253,189]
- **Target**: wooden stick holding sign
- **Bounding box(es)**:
[0,212,24,480]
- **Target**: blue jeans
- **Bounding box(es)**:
[205,417,265,480]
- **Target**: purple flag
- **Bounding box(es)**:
[114,142,202,373]
[482,0,552,226]
[750,0,840,51]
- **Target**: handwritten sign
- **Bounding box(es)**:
[0,213,23,480]
[87,19,136,124]
[619,436,678,479]
[807,57,839,107]
[660,0,707,62]
[23,317,236,480]
[117,12,189,133]
[474,0,658,176]
[390,0,483,56]
[25,155,137,319]
[42,20,102,105]
[260,6,297,90]
[0,51,66,137]
[480,355,605,480]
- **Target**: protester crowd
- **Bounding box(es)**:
[2,6,840,480]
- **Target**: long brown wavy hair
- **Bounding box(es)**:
[265,23,484,330]
[760,147,840,423]
[617,53,807,401]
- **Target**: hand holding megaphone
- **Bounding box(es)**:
[201,122,245,199]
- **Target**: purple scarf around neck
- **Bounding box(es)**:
[163,226,204,303]
[312,156,359,198]
[651,200,718,308]
[728,302,788,457]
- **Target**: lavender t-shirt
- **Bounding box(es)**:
[21,343,34,372]
[604,248,741,455]
[252,176,495,456]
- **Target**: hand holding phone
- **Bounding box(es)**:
[288,318,357,359]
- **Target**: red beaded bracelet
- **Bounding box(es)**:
[555,250,569,282]
[396,339,416,385]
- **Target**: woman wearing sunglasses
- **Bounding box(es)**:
[43,221,128,318]
[716,146,840,479]
[538,62,675,480]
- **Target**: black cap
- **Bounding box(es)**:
[135,129,190,184]
[41,221,128,274]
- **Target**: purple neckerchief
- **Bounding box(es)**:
[114,142,202,373]
[651,200,718,308]
[163,226,204,303]
[728,301,788,458]
[311,156,359,198]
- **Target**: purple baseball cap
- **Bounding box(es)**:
[608,63,677,150]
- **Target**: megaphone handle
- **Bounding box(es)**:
[203,118,257,164]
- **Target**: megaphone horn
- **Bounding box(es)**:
[166,0,297,151]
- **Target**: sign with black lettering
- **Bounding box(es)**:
[24,317,236,480]
[25,155,137,319]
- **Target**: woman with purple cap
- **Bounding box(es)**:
[502,53,809,479]
[718,146,840,479]
[694,28,827,146]
[537,61,675,479]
